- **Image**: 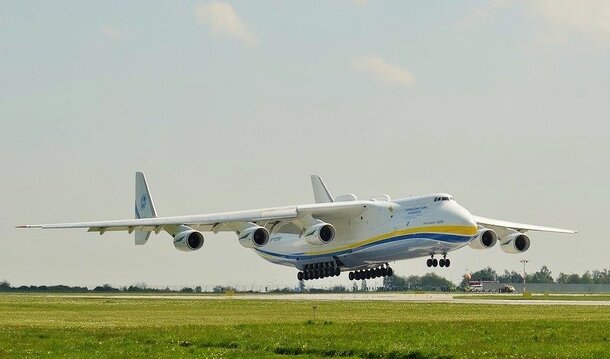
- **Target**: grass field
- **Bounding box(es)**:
[453,294,610,301]
[0,294,608,358]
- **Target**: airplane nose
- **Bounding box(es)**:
[447,203,477,231]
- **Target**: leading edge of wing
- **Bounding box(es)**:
[473,215,576,234]
[17,206,299,230]
[16,200,381,230]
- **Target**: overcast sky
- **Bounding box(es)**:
[1,1,609,289]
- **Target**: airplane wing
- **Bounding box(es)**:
[17,201,375,235]
[473,215,576,235]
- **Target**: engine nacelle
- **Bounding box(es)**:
[304,223,335,245]
[173,230,204,252]
[238,226,270,248]
[468,228,498,250]
[500,233,531,254]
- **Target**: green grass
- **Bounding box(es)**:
[453,294,610,301]
[0,294,609,358]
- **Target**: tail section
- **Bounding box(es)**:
[135,172,157,245]
[310,175,334,203]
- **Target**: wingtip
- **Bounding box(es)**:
[16,225,41,229]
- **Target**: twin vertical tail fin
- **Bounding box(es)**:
[135,172,157,245]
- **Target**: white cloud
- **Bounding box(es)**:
[195,2,256,46]
[100,26,121,39]
[352,55,416,85]
[530,0,610,39]
[471,0,610,42]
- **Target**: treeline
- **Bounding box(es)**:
[381,272,454,291]
[0,273,456,294]
[2,267,607,294]
[463,266,610,286]
[0,281,204,294]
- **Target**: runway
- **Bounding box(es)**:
[57,293,610,306]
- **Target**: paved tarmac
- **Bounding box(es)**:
[56,293,610,306]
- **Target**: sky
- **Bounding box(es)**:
[1,1,609,289]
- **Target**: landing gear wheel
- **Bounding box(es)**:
[297,272,303,281]
[387,267,393,276]
[445,259,451,267]
[381,267,388,276]
[432,259,438,267]
[439,259,445,267]
[335,267,341,276]
[426,258,432,267]
[304,272,310,280]
[349,272,354,280]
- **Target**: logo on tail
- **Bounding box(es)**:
[140,194,148,211]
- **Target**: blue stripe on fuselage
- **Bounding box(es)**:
[255,232,472,260]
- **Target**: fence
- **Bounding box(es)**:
[482,282,610,293]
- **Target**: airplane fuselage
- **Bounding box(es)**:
[254,193,477,271]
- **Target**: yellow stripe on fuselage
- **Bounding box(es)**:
[304,224,477,256]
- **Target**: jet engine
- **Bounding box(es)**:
[173,229,204,252]
[468,228,497,250]
[304,222,335,245]
[238,226,270,248]
[500,233,530,254]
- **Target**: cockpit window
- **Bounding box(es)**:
[442,197,449,201]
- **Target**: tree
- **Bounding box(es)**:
[298,280,305,292]
[568,273,582,283]
[556,272,570,284]
[93,284,117,292]
[497,270,522,283]
[581,271,593,284]
[0,280,10,291]
[360,279,368,292]
[461,267,497,286]
[592,269,610,284]
[408,273,454,291]
[528,265,554,284]
[383,274,408,291]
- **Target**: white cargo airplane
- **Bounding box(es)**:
[18,173,575,281]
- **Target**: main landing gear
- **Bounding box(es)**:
[348,264,393,281]
[426,254,450,268]
[297,261,340,281]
